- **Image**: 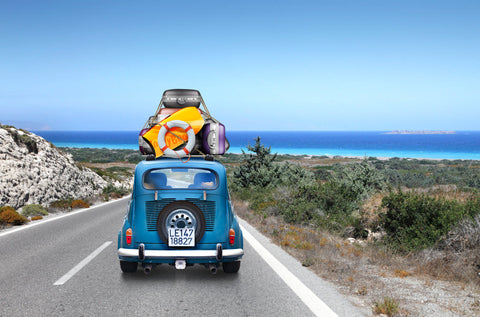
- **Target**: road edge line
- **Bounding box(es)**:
[0,196,130,238]
[240,224,338,317]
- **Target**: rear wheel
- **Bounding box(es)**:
[120,260,138,273]
[223,261,241,273]
[157,201,206,246]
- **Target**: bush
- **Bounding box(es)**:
[60,147,143,164]
[20,134,38,154]
[49,199,73,211]
[103,184,129,199]
[71,200,90,209]
[373,297,399,316]
[380,191,473,252]
[233,137,280,188]
[232,186,279,218]
[232,137,314,189]
[0,206,27,225]
[329,159,386,201]
[441,214,480,252]
[276,181,360,231]
[21,204,48,217]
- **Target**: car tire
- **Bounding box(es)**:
[120,260,138,273]
[157,201,206,246]
[223,261,241,273]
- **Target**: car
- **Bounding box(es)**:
[117,156,244,274]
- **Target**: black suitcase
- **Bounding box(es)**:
[162,89,201,108]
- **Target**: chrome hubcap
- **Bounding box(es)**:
[165,209,197,230]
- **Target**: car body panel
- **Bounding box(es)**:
[117,157,243,266]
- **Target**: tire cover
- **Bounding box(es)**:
[156,201,206,246]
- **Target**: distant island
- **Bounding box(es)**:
[384,130,456,135]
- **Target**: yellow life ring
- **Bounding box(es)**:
[158,120,195,157]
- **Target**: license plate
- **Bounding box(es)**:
[168,228,195,247]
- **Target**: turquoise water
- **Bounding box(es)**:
[34,130,480,160]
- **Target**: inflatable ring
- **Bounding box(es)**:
[158,120,195,157]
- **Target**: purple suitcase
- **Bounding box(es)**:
[202,121,226,155]
[138,128,154,155]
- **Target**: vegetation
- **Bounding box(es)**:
[21,204,48,217]
[373,296,399,316]
[1,125,38,153]
[48,198,91,211]
[231,138,385,232]
[0,206,27,225]
[89,166,133,183]
[103,184,130,200]
[230,137,480,289]
[380,191,480,252]
[49,199,74,211]
[60,147,143,164]
[71,200,90,209]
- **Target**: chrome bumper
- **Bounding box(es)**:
[118,245,244,260]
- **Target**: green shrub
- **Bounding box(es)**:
[276,181,360,231]
[2,126,38,154]
[329,159,386,201]
[380,191,473,252]
[20,134,38,153]
[49,199,73,211]
[0,206,27,225]
[232,137,314,189]
[373,296,399,316]
[60,147,143,164]
[232,137,280,188]
[21,204,48,217]
[103,184,129,199]
[232,186,279,218]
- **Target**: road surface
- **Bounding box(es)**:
[0,198,365,316]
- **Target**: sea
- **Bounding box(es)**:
[32,130,480,160]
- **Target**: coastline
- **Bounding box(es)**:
[33,130,480,161]
[59,146,480,161]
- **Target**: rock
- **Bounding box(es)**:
[0,125,107,209]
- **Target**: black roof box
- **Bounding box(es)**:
[162,89,201,108]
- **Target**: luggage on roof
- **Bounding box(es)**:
[162,89,201,108]
[139,89,229,158]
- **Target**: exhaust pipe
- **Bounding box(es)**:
[143,264,152,275]
[209,264,218,274]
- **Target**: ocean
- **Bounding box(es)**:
[33,130,480,160]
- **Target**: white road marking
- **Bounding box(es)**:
[0,197,129,238]
[54,241,112,286]
[240,225,338,317]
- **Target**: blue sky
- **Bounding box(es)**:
[1,0,479,131]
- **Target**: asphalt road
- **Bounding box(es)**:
[0,197,365,316]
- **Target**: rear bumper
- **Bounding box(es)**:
[118,244,243,261]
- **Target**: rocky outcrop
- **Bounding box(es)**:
[0,125,107,209]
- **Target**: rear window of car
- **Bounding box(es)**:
[143,168,218,190]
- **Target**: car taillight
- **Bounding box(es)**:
[229,228,235,245]
[126,228,132,245]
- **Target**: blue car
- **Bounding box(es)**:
[117,157,244,274]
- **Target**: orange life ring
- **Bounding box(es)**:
[158,120,195,157]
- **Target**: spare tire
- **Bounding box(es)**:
[156,201,206,246]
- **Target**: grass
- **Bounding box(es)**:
[373,296,399,316]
